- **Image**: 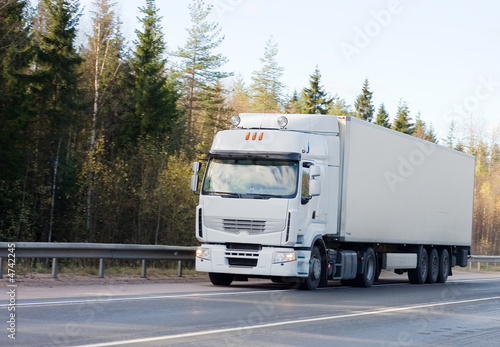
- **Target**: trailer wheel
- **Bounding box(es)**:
[426,248,439,284]
[300,246,322,290]
[209,273,234,286]
[408,248,428,284]
[354,248,376,288]
[436,248,450,283]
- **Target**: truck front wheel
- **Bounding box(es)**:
[300,246,322,290]
[209,273,234,286]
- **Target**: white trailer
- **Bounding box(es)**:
[191,114,475,289]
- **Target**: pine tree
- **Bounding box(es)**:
[0,0,33,240]
[328,95,352,116]
[250,36,284,113]
[392,100,414,135]
[227,74,251,115]
[177,0,230,146]
[425,124,437,143]
[29,0,83,242]
[301,66,332,114]
[354,78,374,121]
[375,103,391,128]
[285,90,302,114]
[132,0,179,142]
[446,120,456,149]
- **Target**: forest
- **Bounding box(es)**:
[1,0,499,255]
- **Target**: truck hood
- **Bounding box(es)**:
[201,196,289,245]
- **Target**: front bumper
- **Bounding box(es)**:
[196,244,310,277]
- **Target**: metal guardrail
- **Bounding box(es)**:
[0,242,197,279]
[0,242,498,280]
[468,255,500,271]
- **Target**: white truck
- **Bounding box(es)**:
[191,113,475,289]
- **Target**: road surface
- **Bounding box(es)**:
[2,270,500,346]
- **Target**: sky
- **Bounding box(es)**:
[78,0,500,141]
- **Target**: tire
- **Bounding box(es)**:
[436,248,450,283]
[354,248,376,288]
[300,246,322,290]
[408,248,428,284]
[209,273,234,286]
[426,248,439,284]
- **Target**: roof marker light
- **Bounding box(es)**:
[277,116,288,128]
[230,115,241,126]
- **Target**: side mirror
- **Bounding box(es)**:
[309,165,321,197]
[190,161,201,192]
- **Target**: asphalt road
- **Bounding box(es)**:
[2,270,500,347]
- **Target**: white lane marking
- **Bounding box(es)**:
[74,295,500,347]
[0,289,293,308]
[3,276,499,308]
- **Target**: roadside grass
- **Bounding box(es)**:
[12,258,197,277]
[464,262,500,272]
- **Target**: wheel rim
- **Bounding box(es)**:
[311,257,321,280]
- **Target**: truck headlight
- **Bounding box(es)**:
[196,248,210,260]
[273,251,296,263]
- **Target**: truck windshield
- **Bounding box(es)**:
[202,158,299,198]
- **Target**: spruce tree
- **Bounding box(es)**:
[29,0,83,242]
[132,0,178,142]
[446,121,456,149]
[301,66,332,114]
[285,90,302,114]
[0,0,33,240]
[354,78,374,121]
[177,0,230,146]
[250,36,284,113]
[375,103,391,128]
[392,100,414,135]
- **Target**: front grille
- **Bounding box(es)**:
[223,219,266,234]
[225,249,259,267]
[228,258,258,267]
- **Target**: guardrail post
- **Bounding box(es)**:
[477,262,480,271]
[52,258,58,278]
[99,258,105,278]
[141,259,147,278]
[177,260,182,277]
[0,257,3,279]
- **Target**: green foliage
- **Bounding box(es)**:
[354,78,374,121]
[392,100,414,135]
[177,0,230,151]
[250,36,284,113]
[301,66,333,115]
[1,1,498,256]
[413,113,437,143]
[131,0,179,144]
[375,103,391,128]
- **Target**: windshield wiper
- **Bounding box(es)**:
[210,191,242,198]
[241,193,275,199]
